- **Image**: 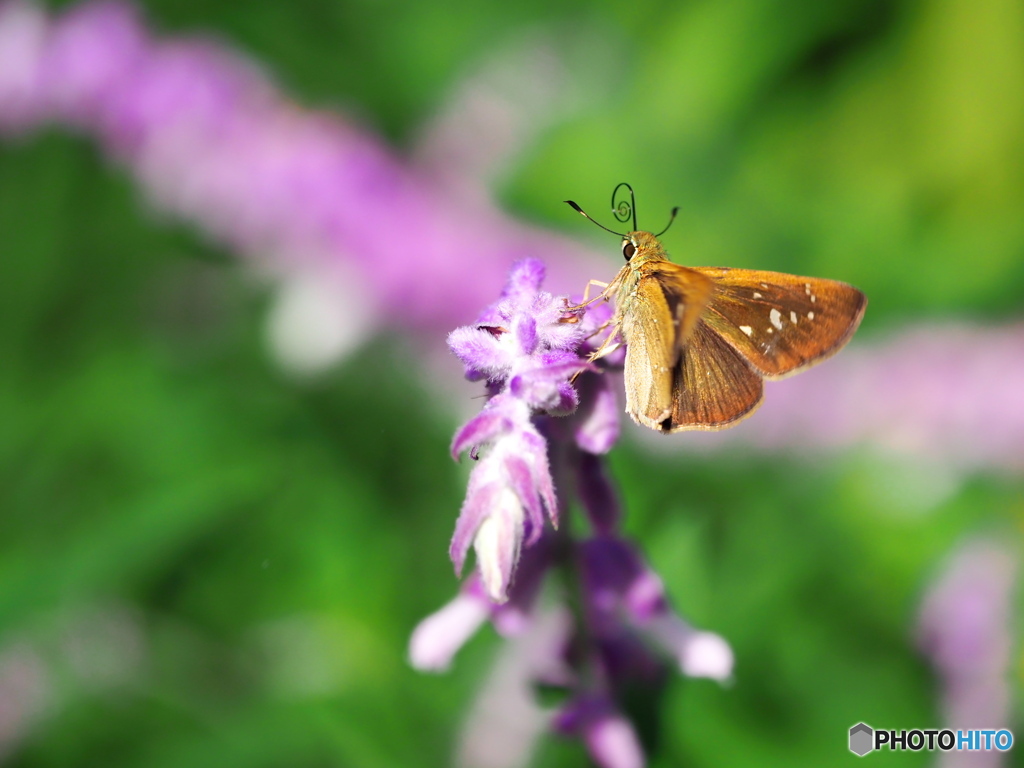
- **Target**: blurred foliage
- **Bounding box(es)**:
[3,0,1023,766]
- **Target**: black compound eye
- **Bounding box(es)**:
[622,241,636,261]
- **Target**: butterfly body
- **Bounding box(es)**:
[592,230,866,433]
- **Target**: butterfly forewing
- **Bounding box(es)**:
[693,268,866,379]
[645,261,715,358]
[663,320,764,432]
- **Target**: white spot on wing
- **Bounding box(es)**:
[769,308,783,330]
[811,294,816,303]
[790,311,798,324]
[753,292,763,299]
[804,283,811,295]
[760,282,769,289]
[739,325,753,336]
[807,311,814,320]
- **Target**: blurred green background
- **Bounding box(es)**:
[1,0,1022,766]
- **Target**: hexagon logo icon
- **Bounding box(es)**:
[849,723,874,756]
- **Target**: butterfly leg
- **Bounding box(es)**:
[588,335,623,363]
[569,325,623,383]
[564,280,610,311]
[583,318,612,341]
[582,279,609,304]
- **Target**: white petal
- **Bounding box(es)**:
[408,594,489,672]
[586,714,645,768]
[474,488,524,603]
[643,614,734,682]
[679,631,734,681]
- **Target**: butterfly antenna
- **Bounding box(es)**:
[564,200,627,237]
[655,206,680,237]
[611,182,638,231]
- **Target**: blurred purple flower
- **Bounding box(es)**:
[0,1,46,131]
[554,695,645,768]
[410,539,555,672]
[0,603,144,759]
[0,0,606,373]
[408,586,491,673]
[455,605,571,768]
[581,535,733,683]
[917,538,1018,768]
[0,643,48,758]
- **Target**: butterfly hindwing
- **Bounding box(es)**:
[663,320,764,432]
[693,268,866,379]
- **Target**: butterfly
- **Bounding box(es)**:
[566,184,867,432]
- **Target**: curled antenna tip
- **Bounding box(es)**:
[564,198,627,237]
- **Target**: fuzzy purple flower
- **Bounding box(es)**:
[446,259,590,601]
[411,259,733,768]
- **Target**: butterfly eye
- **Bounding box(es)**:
[622,241,636,261]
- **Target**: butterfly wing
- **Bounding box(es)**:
[620,263,759,432]
[692,268,866,379]
[661,319,764,432]
[644,261,715,357]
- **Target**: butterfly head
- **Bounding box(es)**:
[621,231,665,262]
[618,231,667,264]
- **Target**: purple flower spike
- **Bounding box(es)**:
[448,394,559,601]
[917,538,1017,739]
[445,260,592,601]
[417,258,733,762]
[450,259,587,388]
[0,1,48,131]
